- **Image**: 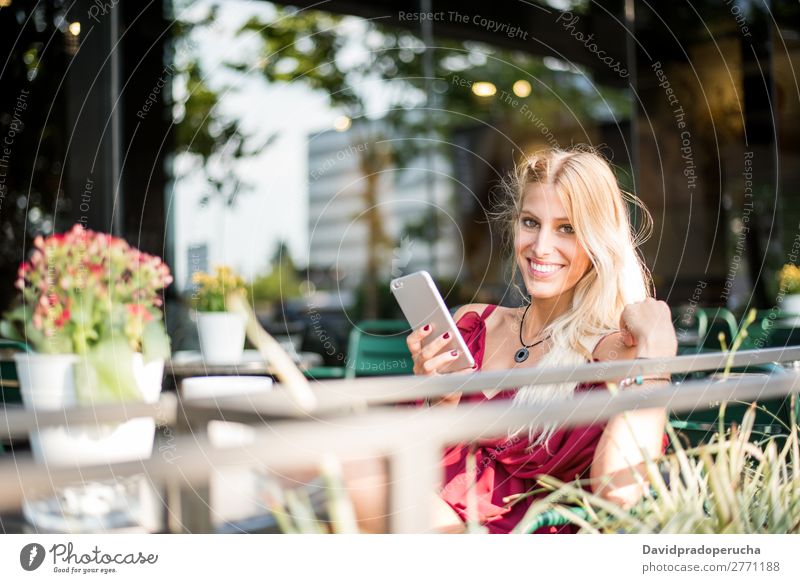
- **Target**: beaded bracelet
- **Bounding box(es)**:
[618,375,671,389]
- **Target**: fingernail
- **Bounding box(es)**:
[450,350,458,356]
[423,324,430,331]
[443,332,450,339]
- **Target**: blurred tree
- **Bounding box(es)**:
[0,1,72,311]
[174,2,630,317]
[249,239,302,308]
[170,7,276,208]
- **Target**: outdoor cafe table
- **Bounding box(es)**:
[166,349,323,380]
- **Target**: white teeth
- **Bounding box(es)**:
[530,261,562,274]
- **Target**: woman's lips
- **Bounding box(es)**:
[527,259,565,280]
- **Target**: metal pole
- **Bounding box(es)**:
[624,0,640,221]
[420,0,438,276]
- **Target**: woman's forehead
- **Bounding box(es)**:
[521,184,569,218]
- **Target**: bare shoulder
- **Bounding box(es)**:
[452,303,489,322]
[592,331,637,362]
[453,304,519,336]
[484,305,520,335]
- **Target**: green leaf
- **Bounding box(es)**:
[74,339,141,404]
[142,320,171,363]
[1,306,47,350]
[0,319,24,342]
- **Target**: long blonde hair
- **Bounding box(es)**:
[497,146,653,443]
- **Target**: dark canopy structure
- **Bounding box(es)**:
[1,0,798,309]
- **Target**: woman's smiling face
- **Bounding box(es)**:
[515,183,592,301]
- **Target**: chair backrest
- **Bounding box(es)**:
[669,387,798,449]
[699,307,738,350]
[731,310,800,350]
[344,320,414,378]
[670,307,797,449]
[0,339,31,406]
[0,339,31,453]
[671,306,708,347]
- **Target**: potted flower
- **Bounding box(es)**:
[778,263,800,314]
[192,265,247,364]
[0,224,172,466]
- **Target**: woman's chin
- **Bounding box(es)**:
[525,280,572,301]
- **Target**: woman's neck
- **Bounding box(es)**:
[522,293,573,341]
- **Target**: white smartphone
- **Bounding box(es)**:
[390,271,475,373]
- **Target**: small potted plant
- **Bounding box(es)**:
[1,224,173,466]
[777,263,800,314]
[192,265,247,364]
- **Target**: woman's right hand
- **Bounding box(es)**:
[407,323,464,375]
[406,323,474,405]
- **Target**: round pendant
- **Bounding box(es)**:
[514,347,529,363]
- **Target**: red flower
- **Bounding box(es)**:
[126,303,153,322]
[87,262,104,277]
[55,308,71,328]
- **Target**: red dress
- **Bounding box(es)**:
[440,304,607,534]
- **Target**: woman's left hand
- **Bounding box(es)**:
[619,298,677,359]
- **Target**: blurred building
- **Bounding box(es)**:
[306,121,461,291]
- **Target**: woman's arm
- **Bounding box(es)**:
[589,299,677,508]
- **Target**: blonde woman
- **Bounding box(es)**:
[407,147,677,533]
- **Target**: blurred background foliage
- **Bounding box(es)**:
[171,2,628,319]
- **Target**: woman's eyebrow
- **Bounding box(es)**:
[520,211,571,222]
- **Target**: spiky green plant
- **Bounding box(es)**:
[263,456,359,534]
[513,399,800,533]
[723,308,758,378]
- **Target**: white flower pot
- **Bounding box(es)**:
[14,352,79,410]
[780,293,800,315]
[14,352,164,467]
[197,311,246,364]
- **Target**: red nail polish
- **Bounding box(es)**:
[450,350,458,356]
[472,363,478,369]
[423,325,430,331]
[443,332,450,339]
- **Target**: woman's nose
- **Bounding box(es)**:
[532,227,554,257]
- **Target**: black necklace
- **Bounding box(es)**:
[515,302,550,363]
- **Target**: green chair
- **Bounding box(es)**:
[302,362,348,380]
[523,506,591,533]
[0,339,30,405]
[667,307,798,448]
[668,345,797,449]
[698,307,738,350]
[736,312,771,351]
[671,305,707,351]
[0,339,31,455]
[734,308,800,352]
[343,320,414,378]
[759,323,800,349]
[668,381,798,449]
[304,320,414,380]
